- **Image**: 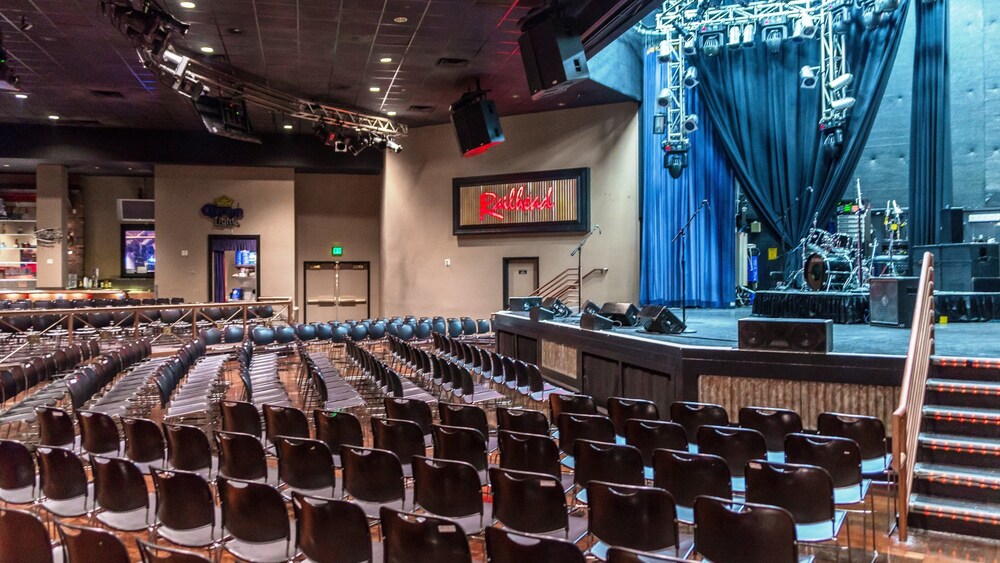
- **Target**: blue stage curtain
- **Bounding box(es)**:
[639,46,737,309]
[691,2,909,255]
[909,0,952,247]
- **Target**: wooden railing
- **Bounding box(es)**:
[532,267,608,308]
[892,252,936,541]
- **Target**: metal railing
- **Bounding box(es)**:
[892,252,935,541]
[532,267,608,308]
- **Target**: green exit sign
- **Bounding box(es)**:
[331,245,344,257]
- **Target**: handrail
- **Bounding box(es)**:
[531,267,608,308]
[532,268,577,297]
[892,251,935,541]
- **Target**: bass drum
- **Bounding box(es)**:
[804,253,852,291]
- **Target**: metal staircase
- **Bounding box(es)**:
[531,267,608,309]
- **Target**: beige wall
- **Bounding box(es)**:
[36,164,68,289]
[80,176,152,280]
[154,165,296,303]
[381,102,640,319]
[295,173,382,321]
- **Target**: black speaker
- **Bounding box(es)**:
[940,207,965,244]
[450,97,505,157]
[914,243,1000,291]
[580,312,615,331]
[508,296,542,312]
[973,277,1000,292]
[581,300,601,316]
[529,306,555,322]
[738,318,833,353]
[600,302,639,327]
[637,305,686,334]
[870,277,919,328]
[518,16,589,100]
[541,297,572,317]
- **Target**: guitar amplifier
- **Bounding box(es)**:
[870,277,919,328]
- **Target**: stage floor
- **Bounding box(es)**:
[606,307,1000,358]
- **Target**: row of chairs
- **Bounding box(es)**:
[0,340,102,414]
[0,297,183,310]
[299,346,366,411]
[347,340,437,403]
[163,354,228,423]
[235,341,291,406]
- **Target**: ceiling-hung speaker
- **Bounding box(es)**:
[508,296,542,312]
[518,15,590,100]
[600,302,639,327]
[581,300,601,316]
[541,297,572,317]
[580,312,615,331]
[529,306,556,322]
[450,97,505,157]
[738,318,833,353]
[637,305,686,334]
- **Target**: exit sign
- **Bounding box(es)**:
[331,245,344,257]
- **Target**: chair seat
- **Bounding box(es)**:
[861,454,892,476]
[304,541,383,563]
[560,456,575,470]
[795,510,847,543]
[0,477,38,505]
[420,509,491,535]
[766,451,785,463]
[41,483,93,518]
[834,479,872,505]
[676,504,694,525]
[532,513,589,544]
[349,492,410,520]
[168,456,218,479]
[589,537,692,562]
[731,476,746,493]
[224,524,296,563]
[157,506,224,548]
[130,456,166,475]
[96,494,157,532]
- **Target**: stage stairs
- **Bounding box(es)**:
[908,357,1000,539]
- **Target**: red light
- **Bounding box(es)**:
[463,140,504,158]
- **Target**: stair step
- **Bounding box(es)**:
[923,405,1000,423]
[931,357,1000,382]
[927,378,1000,396]
[912,462,1000,503]
[919,433,1000,453]
[908,494,1000,539]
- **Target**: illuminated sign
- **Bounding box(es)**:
[453,168,590,235]
[201,195,244,228]
[331,244,344,257]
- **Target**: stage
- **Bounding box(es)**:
[752,289,1000,325]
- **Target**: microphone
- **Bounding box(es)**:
[805,186,814,194]
[701,199,709,208]
[594,224,601,234]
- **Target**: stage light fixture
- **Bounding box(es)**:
[832,8,851,34]
[799,66,817,89]
[792,11,817,42]
[764,29,783,53]
[385,138,403,153]
[662,143,689,179]
[861,5,878,29]
[683,67,699,89]
[822,127,844,159]
[656,87,671,107]
[828,72,853,90]
[727,25,741,49]
[702,35,721,56]
[742,23,756,47]
[657,39,673,63]
[698,25,725,57]
[683,114,699,133]
[830,96,856,111]
[876,0,900,13]
[683,36,697,56]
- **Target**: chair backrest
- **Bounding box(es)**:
[484,526,585,563]
[0,439,35,491]
[738,407,803,453]
[696,425,767,478]
[223,325,245,343]
[122,417,165,463]
[385,397,434,438]
[198,327,222,345]
[37,446,87,501]
[291,492,373,563]
[573,439,645,491]
[605,547,690,563]
[136,539,213,563]
[56,521,130,563]
[669,401,729,443]
[214,430,268,482]
[587,480,680,554]
[694,496,800,563]
[557,413,616,457]
[0,507,54,563]
[496,407,549,436]
[275,436,335,491]
[91,455,148,513]
[151,468,215,532]
[607,397,660,436]
[784,433,863,489]
[624,419,687,467]
[341,446,405,504]
[36,406,76,448]
[380,507,473,563]
[263,403,310,442]
[164,423,213,474]
[220,400,262,438]
[78,410,121,455]
[744,460,836,525]
[497,430,562,480]
[438,402,490,441]
[549,393,597,420]
[816,412,888,465]
[652,449,731,509]
[313,409,364,456]
[432,424,487,472]
[488,467,569,536]
[372,418,426,468]
[412,456,483,520]
[217,476,291,549]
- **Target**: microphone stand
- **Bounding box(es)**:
[672,201,708,327]
[571,225,600,312]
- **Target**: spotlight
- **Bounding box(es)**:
[822,128,844,159]
[832,8,851,34]
[657,87,671,107]
[876,0,900,13]
[702,35,721,56]
[830,96,856,111]
[728,25,741,49]
[792,11,817,41]
[828,72,853,90]
[742,23,756,47]
[764,29,784,53]
[657,39,673,63]
[683,114,699,133]
[760,16,788,54]
[799,66,817,89]
[698,25,725,57]
[683,67,699,89]
[662,146,689,179]
[861,5,878,29]
[683,36,697,56]
[385,138,403,153]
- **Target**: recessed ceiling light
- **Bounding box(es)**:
[369,86,380,92]
[512,94,519,99]
[2,165,9,168]
[94,166,101,170]
[380,57,393,63]
[558,103,566,107]
[283,124,293,130]
[48,115,59,120]
[387,111,397,116]
[180,1,196,8]
[14,94,27,99]
[393,16,408,23]
[227,27,243,35]
[200,46,215,53]
[127,167,133,171]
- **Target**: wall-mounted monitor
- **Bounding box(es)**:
[121,224,155,278]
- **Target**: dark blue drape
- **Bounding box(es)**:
[692,2,909,255]
[640,48,737,309]
[909,0,952,247]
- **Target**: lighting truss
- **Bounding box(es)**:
[640,0,890,150]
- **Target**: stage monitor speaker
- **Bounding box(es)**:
[914,243,1000,291]
[973,277,1000,293]
[529,306,556,322]
[518,16,589,100]
[600,302,639,327]
[581,300,601,316]
[580,312,615,331]
[541,297,572,317]
[940,207,965,244]
[450,98,505,157]
[637,305,686,334]
[870,277,919,328]
[738,317,833,353]
[508,296,542,312]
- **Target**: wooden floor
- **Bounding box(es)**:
[19,341,1000,563]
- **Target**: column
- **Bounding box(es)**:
[36,164,68,289]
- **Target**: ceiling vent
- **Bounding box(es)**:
[408,105,434,113]
[90,90,124,98]
[436,57,470,68]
